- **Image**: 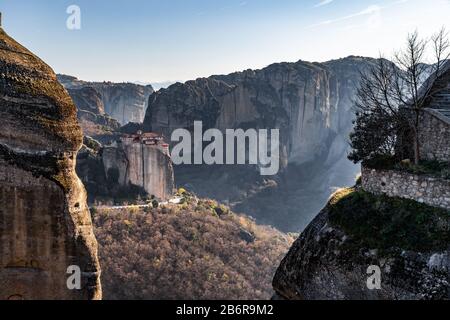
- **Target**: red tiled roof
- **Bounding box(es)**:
[142,132,162,138]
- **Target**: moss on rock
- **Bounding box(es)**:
[329,188,450,254]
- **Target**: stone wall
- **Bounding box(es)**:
[362,166,450,210]
[418,109,450,162]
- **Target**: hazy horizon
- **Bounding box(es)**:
[1,0,449,83]
[57,54,374,86]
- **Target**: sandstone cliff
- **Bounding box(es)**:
[58,74,154,125]
[77,135,174,204]
[0,28,101,299]
[143,57,379,231]
[273,188,450,300]
[102,138,174,201]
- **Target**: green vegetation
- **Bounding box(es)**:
[83,136,102,153]
[362,154,399,170]
[151,199,159,208]
[355,174,362,186]
[396,160,450,179]
[329,189,450,254]
[364,155,450,179]
[195,198,232,218]
[348,29,450,166]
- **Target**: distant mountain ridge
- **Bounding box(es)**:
[65,86,121,138]
[58,74,154,125]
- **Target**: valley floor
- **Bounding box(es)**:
[93,194,294,300]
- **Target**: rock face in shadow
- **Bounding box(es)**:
[0,28,101,300]
[66,86,121,138]
[143,57,378,231]
[58,74,154,125]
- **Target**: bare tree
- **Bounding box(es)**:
[349,58,402,163]
[349,28,450,165]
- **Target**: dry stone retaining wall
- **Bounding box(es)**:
[362,166,450,210]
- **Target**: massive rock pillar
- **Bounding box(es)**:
[0,27,101,299]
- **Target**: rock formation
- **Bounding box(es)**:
[143,56,379,231]
[58,74,154,125]
[273,58,449,300]
[76,136,111,203]
[77,134,174,204]
[67,86,121,138]
[273,188,450,300]
[102,133,174,201]
[0,28,101,299]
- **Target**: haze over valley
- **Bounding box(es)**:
[1,0,449,301]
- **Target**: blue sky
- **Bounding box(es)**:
[1,0,449,83]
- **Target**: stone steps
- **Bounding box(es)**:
[431,99,450,104]
[430,104,450,111]
[439,109,450,117]
[433,91,450,96]
[433,96,450,99]
[431,92,450,108]
[432,100,450,105]
[434,90,450,94]
[426,66,450,118]
[429,108,450,120]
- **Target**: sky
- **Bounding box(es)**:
[1,0,449,84]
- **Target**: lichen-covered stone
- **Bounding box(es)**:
[0,27,101,300]
[273,189,450,300]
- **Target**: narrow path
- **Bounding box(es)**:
[91,196,184,210]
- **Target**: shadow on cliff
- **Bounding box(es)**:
[175,154,360,232]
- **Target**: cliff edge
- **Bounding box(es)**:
[273,188,450,300]
[143,57,380,231]
[58,74,154,125]
[0,28,101,299]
